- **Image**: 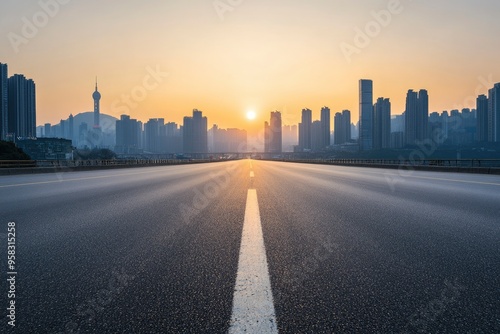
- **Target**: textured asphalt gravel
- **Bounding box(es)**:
[1,160,499,333]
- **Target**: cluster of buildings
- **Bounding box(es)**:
[114,110,248,155]
[263,79,500,154]
[3,58,500,160]
[357,79,500,151]
[41,83,246,156]
[0,63,37,141]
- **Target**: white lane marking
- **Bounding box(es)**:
[250,171,255,178]
[229,189,278,334]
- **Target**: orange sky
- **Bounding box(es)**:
[1,0,499,136]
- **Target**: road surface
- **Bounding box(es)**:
[1,160,499,333]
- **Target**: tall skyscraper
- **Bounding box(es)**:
[404,89,428,146]
[144,118,164,153]
[7,74,36,139]
[68,114,74,143]
[183,109,208,153]
[298,108,312,150]
[343,110,352,143]
[44,123,51,138]
[311,120,323,151]
[93,78,101,128]
[476,94,488,142]
[320,106,331,149]
[0,63,7,140]
[359,79,373,151]
[488,83,500,143]
[282,124,298,152]
[334,110,351,145]
[265,111,282,153]
[417,89,429,141]
[116,115,140,153]
[373,97,391,149]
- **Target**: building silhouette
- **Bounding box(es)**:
[0,63,7,140]
[183,109,208,154]
[405,89,428,146]
[93,78,101,128]
[144,118,165,153]
[488,83,500,143]
[282,124,298,152]
[264,111,282,153]
[476,94,488,142]
[44,123,51,138]
[311,120,323,151]
[7,74,36,139]
[210,125,247,153]
[359,79,373,150]
[298,108,312,150]
[116,115,141,153]
[320,106,331,149]
[334,110,351,145]
[68,114,74,144]
[373,97,391,149]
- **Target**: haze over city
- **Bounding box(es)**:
[3,2,500,333]
[2,0,500,135]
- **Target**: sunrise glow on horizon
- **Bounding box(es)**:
[2,0,500,135]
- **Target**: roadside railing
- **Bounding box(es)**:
[0,160,37,168]
[0,158,232,169]
[277,158,500,168]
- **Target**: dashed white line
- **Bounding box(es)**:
[250,171,255,178]
[229,189,278,334]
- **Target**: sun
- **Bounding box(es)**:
[246,110,257,120]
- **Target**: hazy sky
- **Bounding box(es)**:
[1,0,499,135]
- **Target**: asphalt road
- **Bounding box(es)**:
[1,160,499,333]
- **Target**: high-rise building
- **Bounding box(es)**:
[311,120,323,151]
[0,63,7,140]
[373,97,391,149]
[93,78,101,128]
[144,118,164,153]
[116,115,141,153]
[78,122,88,146]
[44,123,51,138]
[476,94,488,142]
[264,111,282,153]
[298,108,312,150]
[320,106,331,149]
[60,119,66,139]
[359,79,373,150]
[417,90,429,141]
[404,90,418,145]
[404,89,428,146]
[183,109,208,153]
[282,125,298,152]
[212,126,247,153]
[7,74,36,139]
[343,110,352,143]
[334,110,351,145]
[68,114,74,143]
[488,83,500,143]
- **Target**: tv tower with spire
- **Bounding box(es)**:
[93,77,101,128]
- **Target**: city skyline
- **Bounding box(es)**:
[1,1,500,134]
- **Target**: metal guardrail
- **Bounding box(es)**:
[0,160,37,168]
[2,158,500,169]
[278,159,500,168]
[0,159,226,169]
